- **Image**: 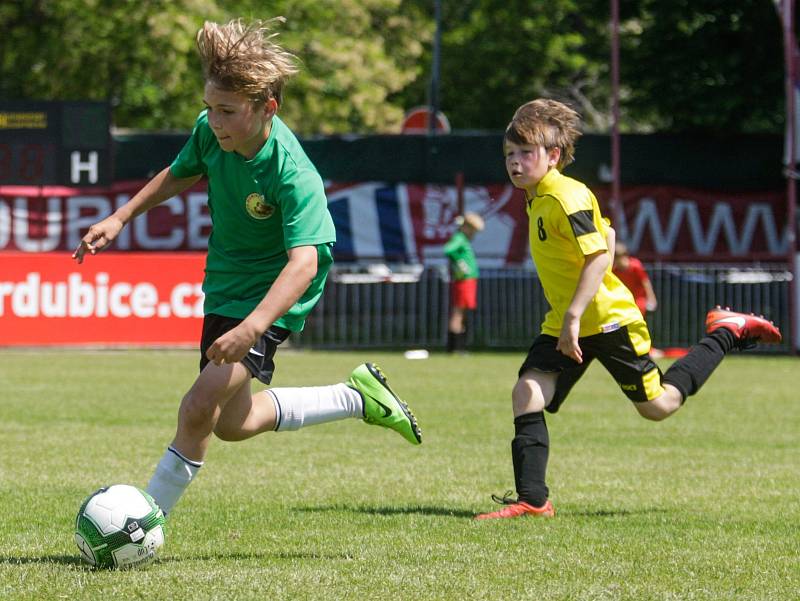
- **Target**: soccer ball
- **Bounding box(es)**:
[75,484,166,569]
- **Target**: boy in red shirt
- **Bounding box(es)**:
[612,242,657,317]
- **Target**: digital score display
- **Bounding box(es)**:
[0,101,111,186]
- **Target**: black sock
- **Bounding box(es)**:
[662,329,736,400]
[511,412,549,507]
[455,331,467,352]
[446,331,456,353]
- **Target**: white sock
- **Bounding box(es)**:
[145,446,203,515]
[269,383,364,431]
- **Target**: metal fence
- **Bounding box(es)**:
[293,263,793,354]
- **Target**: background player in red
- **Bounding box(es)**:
[612,241,657,318]
[443,212,484,353]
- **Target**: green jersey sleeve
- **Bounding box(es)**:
[276,165,336,249]
[169,112,210,179]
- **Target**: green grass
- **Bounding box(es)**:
[1,349,798,600]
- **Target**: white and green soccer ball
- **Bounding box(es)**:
[75,484,166,569]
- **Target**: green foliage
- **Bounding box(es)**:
[622,0,785,132]
[408,0,612,131]
[0,0,219,129]
[0,349,799,599]
[0,1,788,133]
[0,0,428,133]
[399,0,785,133]
[263,0,431,134]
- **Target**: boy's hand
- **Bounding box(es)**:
[73,216,125,263]
[206,321,260,366]
[556,314,583,363]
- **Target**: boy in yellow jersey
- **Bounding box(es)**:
[475,98,782,520]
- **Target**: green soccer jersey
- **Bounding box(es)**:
[443,231,479,280]
[170,111,336,331]
[526,169,641,338]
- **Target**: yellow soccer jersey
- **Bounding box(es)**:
[527,169,642,337]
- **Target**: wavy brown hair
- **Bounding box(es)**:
[196,18,299,106]
[505,99,582,170]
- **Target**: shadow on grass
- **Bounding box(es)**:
[568,507,668,518]
[165,549,378,563]
[159,550,357,563]
[1,551,358,566]
[0,554,81,566]
[297,504,476,518]
[297,504,667,519]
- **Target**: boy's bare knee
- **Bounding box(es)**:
[511,379,527,402]
[212,422,241,441]
[638,408,668,422]
[635,400,674,421]
[512,377,546,415]
[179,391,215,432]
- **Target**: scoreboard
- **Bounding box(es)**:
[0,101,111,186]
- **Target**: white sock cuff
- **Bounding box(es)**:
[146,447,203,515]
[168,445,204,468]
[266,390,283,431]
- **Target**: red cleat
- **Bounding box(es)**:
[474,498,555,520]
[705,306,782,349]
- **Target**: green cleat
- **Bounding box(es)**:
[347,363,422,445]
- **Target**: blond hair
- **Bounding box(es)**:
[196,18,299,105]
[461,212,485,231]
[504,99,582,170]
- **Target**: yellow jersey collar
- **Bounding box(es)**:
[524,168,561,205]
[535,168,561,196]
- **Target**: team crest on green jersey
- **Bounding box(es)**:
[245,193,275,220]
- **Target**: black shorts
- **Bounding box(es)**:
[199,314,291,385]
[518,321,664,413]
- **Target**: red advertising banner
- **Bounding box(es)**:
[611,186,789,261]
[0,180,211,253]
[0,252,204,346]
[0,179,791,262]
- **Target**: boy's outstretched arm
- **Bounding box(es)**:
[73,167,201,263]
[557,250,610,363]
[605,223,616,264]
[643,276,658,311]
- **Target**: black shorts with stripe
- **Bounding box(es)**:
[518,321,664,413]
[199,314,291,385]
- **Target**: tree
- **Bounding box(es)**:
[399,0,785,134]
[622,0,784,133]
[0,1,787,134]
[248,0,432,134]
[0,0,430,133]
[397,0,615,132]
[0,0,219,129]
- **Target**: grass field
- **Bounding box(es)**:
[0,349,798,600]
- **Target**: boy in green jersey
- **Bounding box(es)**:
[443,212,484,352]
[74,19,421,517]
[475,99,782,519]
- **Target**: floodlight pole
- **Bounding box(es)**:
[609,0,625,237]
[780,0,799,353]
[429,0,442,137]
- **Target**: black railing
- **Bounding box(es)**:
[293,263,793,354]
